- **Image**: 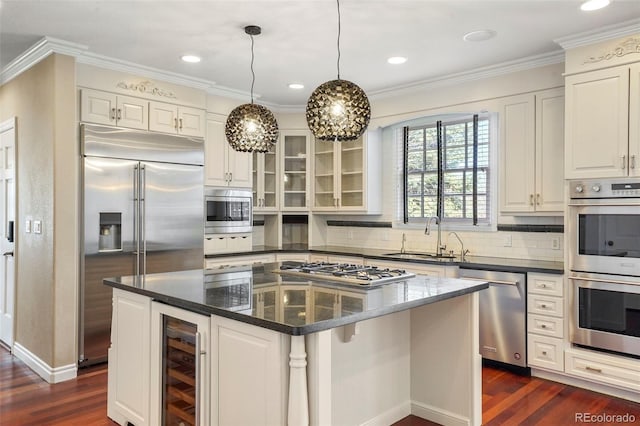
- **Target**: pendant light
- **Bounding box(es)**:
[225,25,279,153]
[306,0,371,142]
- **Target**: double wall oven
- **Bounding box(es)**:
[568,178,640,357]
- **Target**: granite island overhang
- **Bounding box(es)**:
[103,262,488,426]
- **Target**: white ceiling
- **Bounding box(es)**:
[2,1,640,108]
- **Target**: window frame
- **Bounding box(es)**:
[397,112,497,232]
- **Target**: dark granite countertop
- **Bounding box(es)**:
[205,245,564,275]
[104,262,488,336]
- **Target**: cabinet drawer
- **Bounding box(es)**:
[205,236,228,254]
[528,273,564,297]
[565,348,640,392]
[527,314,564,338]
[527,294,563,318]
[527,334,564,372]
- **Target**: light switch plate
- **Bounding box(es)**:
[33,220,42,234]
[25,220,31,233]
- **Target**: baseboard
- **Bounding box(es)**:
[411,400,471,426]
[360,400,411,426]
[13,342,77,384]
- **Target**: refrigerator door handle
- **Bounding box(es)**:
[141,164,147,275]
[134,164,140,276]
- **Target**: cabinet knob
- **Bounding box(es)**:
[542,351,547,356]
[541,324,547,329]
[540,304,547,309]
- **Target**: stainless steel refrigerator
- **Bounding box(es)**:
[80,124,204,366]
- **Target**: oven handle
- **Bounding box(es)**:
[459,277,518,286]
[568,275,640,286]
[567,202,640,207]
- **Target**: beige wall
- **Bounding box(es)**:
[0,54,78,368]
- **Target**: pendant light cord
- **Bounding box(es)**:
[336,0,341,80]
[250,33,256,103]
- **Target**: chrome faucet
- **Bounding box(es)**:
[401,233,407,254]
[448,231,469,261]
[425,216,446,256]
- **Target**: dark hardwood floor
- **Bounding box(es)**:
[1,346,639,425]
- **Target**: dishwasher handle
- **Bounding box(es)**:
[460,276,519,286]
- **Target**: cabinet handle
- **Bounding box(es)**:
[529,194,534,206]
[536,193,541,205]
[179,118,183,130]
[585,366,602,373]
[622,155,626,170]
[632,155,636,169]
[174,118,179,130]
[110,108,116,121]
[116,108,122,120]
[229,172,233,182]
[195,331,205,426]
[334,198,337,207]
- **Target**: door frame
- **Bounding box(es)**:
[0,117,17,349]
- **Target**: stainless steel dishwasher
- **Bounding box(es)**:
[459,268,527,368]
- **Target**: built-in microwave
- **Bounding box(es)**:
[205,188,252,234]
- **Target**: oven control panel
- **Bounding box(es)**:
[570,179,640,199]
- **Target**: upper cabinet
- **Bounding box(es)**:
[281,131,311,212]
[253,146,279,213]
[564,64,639,178]
[149,101,205,137]
[312,129,382,214]
[80,88,148,130]
[205,113,252,188]
[500,88,564,214]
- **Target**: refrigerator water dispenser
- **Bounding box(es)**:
[99,212,122,252]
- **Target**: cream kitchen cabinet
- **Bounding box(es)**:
[565,63,640,179]
[107,288,151,426]
[499,88,564,214]
[149,101,205,137]
[253,146,278,212]
[204,234,252,255]
[281,130,311,211]
[81,88,148,130]
[205,253,275,270]
[526,273,565,372]
[312,129,382,213]
[205,113,252,188]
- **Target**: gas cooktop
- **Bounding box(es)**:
[275,262,415,287]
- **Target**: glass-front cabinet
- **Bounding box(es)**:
[281,131,310,211]
[150,302,209,426]
[313,130,382,213]
[253,145,278,213]
[253,286,279,321]
[281,285,310,326]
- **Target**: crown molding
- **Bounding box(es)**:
[554,17,640,50]
[0,36,88,84]
[368,50,565,101]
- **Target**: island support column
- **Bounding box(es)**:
[288,335,310,426]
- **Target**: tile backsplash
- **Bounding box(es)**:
[325,226,564,262]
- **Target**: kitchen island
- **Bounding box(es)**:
[104,262,488,426]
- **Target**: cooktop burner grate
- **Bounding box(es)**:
[276,262,416,286]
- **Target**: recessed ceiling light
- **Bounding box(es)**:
[181,55,201,63]
[388,56,407,65]
[288,83,304,89]
[463,29,497,42]
[580,0,610,11]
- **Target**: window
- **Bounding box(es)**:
[403,115,491,225]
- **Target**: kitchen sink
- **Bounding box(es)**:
[382,252,457,260]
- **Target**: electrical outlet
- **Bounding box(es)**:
[25,219,31,233]
[504,234,512,247]
[33,220,42,234]
[551,237,560,250]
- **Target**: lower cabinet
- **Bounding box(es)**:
[526,273,565,372]
[108,289,152,426]
[210,314,288,426]
[149,302,210,426]
[565,347,640,392]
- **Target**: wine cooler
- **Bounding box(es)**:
[151,302,209,426]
